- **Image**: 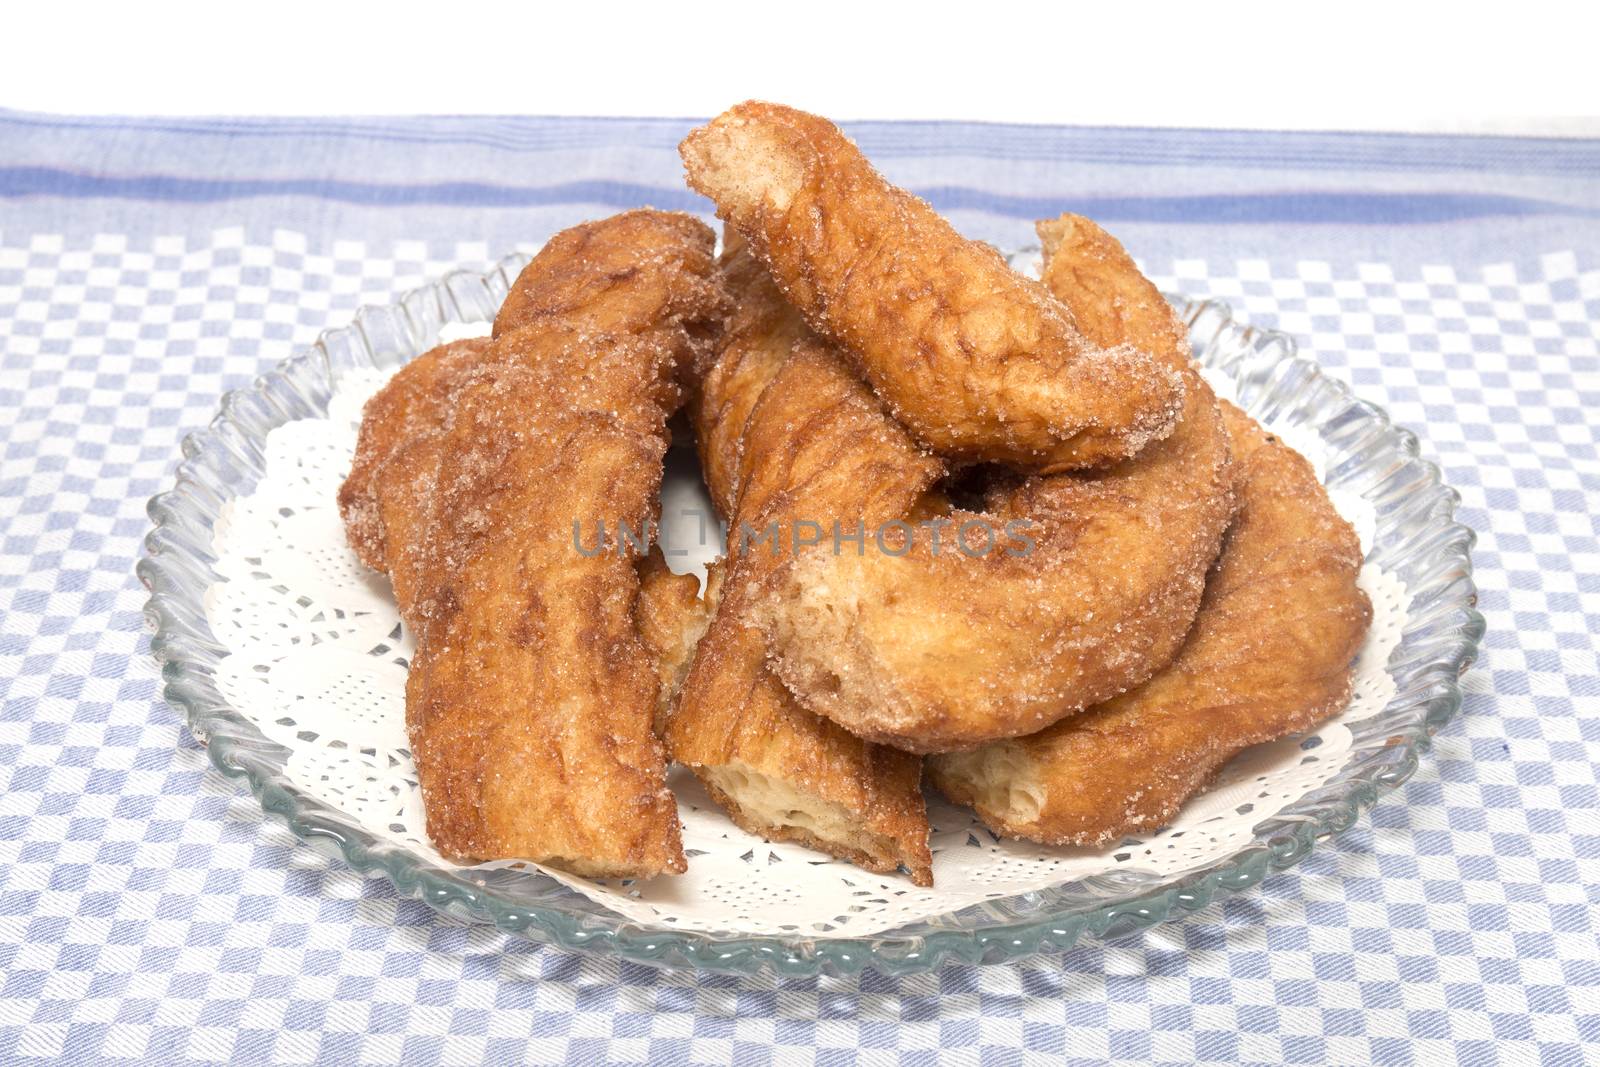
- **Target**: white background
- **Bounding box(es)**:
[3,1,1597,135]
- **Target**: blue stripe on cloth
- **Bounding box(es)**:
[0,169,706,214]
[4,108,1600,175]
[2,166,1594,225]
[922,189,1600,224]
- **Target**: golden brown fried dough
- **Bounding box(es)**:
[756,215,1235,753]
[339,210,727,878]
[681,102,1184,471]
[492,208,725,345]
[667,241,938,885]
[338,336,493,573]
[929,402,1373,844]
[686,231,806,522]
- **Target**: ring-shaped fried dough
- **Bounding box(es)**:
[754,216,1236,753]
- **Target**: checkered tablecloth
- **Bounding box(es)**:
[1,111,1597,1065]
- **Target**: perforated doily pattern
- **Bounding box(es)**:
[204,340,1406,939]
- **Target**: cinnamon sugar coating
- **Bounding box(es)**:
[929,401,1373,844]
[681,102,1184,471]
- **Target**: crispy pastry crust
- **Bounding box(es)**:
[337,210,727,878]
[929,401,1373,844]
[681,102,1184,471]
[756,215,1236,752]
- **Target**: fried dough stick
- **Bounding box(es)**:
[665,240,939,885]
[929,402,1373,844]
[681,102,1184,472]
[341,209,724,571]
[337,211,726,878]
[757,216,1235,752]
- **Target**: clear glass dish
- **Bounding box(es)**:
[139,252,1482,976]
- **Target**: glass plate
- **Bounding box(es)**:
[139,252,1483,976]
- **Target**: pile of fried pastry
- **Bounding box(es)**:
[337,102,1373,888]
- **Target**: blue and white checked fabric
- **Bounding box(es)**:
[0,111,1598,1065]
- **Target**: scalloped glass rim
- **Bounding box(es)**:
[139,251,1483,976]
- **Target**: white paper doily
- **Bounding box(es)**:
[204,326,1405,939]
